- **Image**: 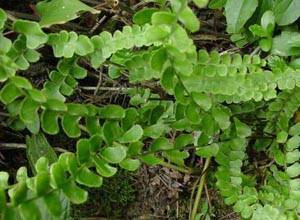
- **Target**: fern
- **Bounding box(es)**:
[1,1,300,219]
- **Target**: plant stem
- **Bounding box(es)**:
[190,157,211,220]
[160,161,192,174]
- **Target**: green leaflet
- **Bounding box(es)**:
[209,0,227,9]
[62,115,81,138]
[225,0,258,33]
[34,173,50,195]
[234,118,251,138]
[161,67,175,92]
[20,97,40,134]
[0,34,12,54]
[75,167,103,187]
[272,31,300,56]
[249,10,275,52]
[273,0,300,26]
[185,102,201,124]
[289,123,300,136]
[119,125,143,143]
[36,0,99,27]
[119,158,141,171]
[145,25,171,42]
[76,139,91,164]
[175,134,194,149]
[41,110,60,135]
[67,103,89,116]
[212,107,231,130]
[162,149,189,166]
[19,202,41,220]
[127,142,143,157]
[43,191,63,217]
[133,8,159,25]
[50,163,66,188]
[192,92,212,111]
[100,144,127,164]
[150,137,173,151]
[89,134,103,152]
[151,48,168,72]
[286,136,300,151]
[179,7,200,33]
[276,131,288,143]
[44,99,67,111]
[26,133,58,174]
[59,153,78,176]
[196,143,219,158]
[141,154,163,165]
[0,8,7,29]
[13,20,48,49]
[10,76,32,90]
[93,155,117,177]
[103,121,124,145]
[143,123,166,139]
[99,105,126,119]
[151,11,177,25]
[62,181,88,204]
[286,163,300,178]
[193,0,209,8]
[86,117,101,135]
[0,83,23,105]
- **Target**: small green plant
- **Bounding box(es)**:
[1,0,300,219]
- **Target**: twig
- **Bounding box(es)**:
[0,143,67,153]
[81,0,99,5]
[132,1,149,10]
[3,31,14,36]
[190,157,211,220]
[204,183,212,209]
[189,178,200,220]
[0,112,9,117]
[6,10,38,21]
[89,15,107,34]
[81,86,128,92]
[251,46,261,56]
[219,211,236,220]
[0,143,26,149]
[160,161,192,174]
[79,125,89,133]
[93,69,104,95]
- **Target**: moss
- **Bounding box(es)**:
[71,170,136,218]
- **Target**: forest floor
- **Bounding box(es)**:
[0,0,241,219]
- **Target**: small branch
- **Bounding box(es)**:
[93,69,104,95]
[190,157,211,220]
[89,15,107,34]
[79,125,89,133]
[204,183,212,209]
[81,86,128,92]
[0,143,26,149]
[0,112,10,117]
[251,46,261,56]
[81,0,99,5]
[6,10,38,21]
[0,143,67,153]
[160,161,192,174]
[189,178,200,220]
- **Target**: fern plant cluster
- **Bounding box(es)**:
[0,0,300,219]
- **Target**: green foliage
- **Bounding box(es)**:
[1,0,300,219]
[273,0,300,26]
[36,0,99,27]
[225,0,258,34]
